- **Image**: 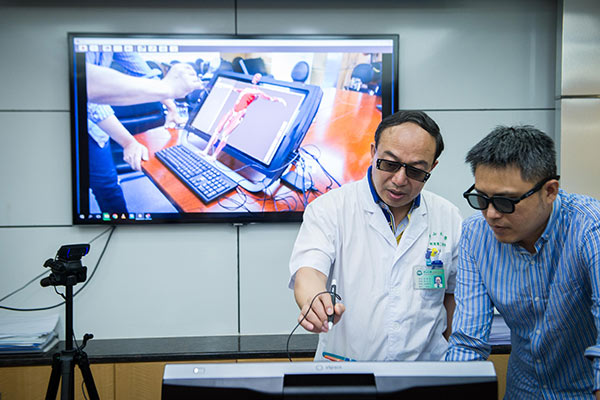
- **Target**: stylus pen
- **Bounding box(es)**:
[323,351,356,362]
[328,279,337,330]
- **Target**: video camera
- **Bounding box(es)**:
[40,244,90,287]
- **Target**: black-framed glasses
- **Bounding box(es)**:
[376,159,431,182]
[463,175,559,214]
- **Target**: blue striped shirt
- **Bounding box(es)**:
[446,189,600,399]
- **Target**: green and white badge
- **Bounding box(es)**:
[413,266,445,290]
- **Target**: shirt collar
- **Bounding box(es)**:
[367,166,421,208]
[518,189,562,254]
[539,189,563,242]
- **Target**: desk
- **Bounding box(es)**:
[0,334,318,367]
[137,88,381,214]
[0,334,316,400]
[0,335,510,400]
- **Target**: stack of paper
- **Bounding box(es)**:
[0,314,59,353]
[489,313,511,345]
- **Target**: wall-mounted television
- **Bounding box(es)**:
[69,33,399,224]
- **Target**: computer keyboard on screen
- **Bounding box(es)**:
[155,145,238,204]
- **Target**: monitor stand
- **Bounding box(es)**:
[181,131,272,193]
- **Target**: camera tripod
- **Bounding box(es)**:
[41,244,99,400]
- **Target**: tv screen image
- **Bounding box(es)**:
[69,34,398,224]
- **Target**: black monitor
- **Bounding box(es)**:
[183,70,323,193]
[161,361,497,399]
[69,33,398,224]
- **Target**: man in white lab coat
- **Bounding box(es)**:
[289,110,462,361]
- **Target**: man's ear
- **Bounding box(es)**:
[370,142,376,159]
[543,179,560,204]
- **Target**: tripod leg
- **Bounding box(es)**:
[76,350,100,400]
[45,353,62,400]
[60,351,75,400]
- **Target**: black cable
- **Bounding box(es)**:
[87,226,114,245]
[208,152,302,212]
[71,225,116,297]
[82,380,88,400]
[217,187,250,211]
[297,156,311,206]
[0,226,116,311]
[70,327,91,400]
[0,227,113,306]
[272,193,298,212]
[0,270,49,304]
[286,289,342,362]
[54,286,66,301]
[299,147,341,189]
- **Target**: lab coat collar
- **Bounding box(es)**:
[366,166,421,209]
[361,171,427,249]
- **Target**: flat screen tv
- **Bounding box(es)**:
[161,361,498,399]
[69,33,399,224]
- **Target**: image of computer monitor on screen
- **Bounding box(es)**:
[161,361,498,399]
[175,70,322,194]
[69,34,398,224]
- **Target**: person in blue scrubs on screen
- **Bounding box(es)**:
[85,52,203,213]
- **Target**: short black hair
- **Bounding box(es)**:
[374,110,444,161]
[465,125,557,182]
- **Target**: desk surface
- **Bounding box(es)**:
[138,88,381,214]
[0,334,317,367]
[0,334,511,367]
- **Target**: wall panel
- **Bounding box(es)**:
[0,224,239,339]
[0,3,234,111]
[237,0,556,111]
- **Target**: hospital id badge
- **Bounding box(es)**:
[413,266,445,290]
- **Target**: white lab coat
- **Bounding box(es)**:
[289,174,462,361]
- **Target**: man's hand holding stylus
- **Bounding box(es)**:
[294,267,345,333]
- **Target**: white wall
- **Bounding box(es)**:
[0,0,557,339]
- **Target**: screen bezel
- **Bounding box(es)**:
[69,32,399,225]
